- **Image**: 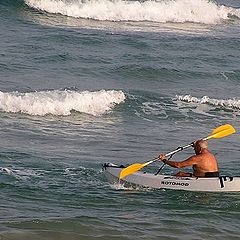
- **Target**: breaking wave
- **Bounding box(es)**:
[176,95,240,110]
[24,0,240,24]
[0,89,125,116]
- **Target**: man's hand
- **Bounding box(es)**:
[159,154,167,161]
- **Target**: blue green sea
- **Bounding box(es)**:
[0,0,240,239]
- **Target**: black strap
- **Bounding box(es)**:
[219,177,224,188]
[155,153,174,175]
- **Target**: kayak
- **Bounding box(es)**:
[103,163,240,192]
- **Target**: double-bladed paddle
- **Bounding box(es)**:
[119,124,236,180]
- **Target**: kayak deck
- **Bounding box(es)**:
[103,163,240,192]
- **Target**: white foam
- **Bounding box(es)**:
[0,89,125,116]
[24,0,240,24]
[176,95,240,110]
[0,167,39,180]
[0,167,12,175]
[109,182,149,191]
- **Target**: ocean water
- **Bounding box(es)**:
[0,0,240,239]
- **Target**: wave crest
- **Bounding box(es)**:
[176,95,240,110]
[0,89,125,116]
[24,0,240,24]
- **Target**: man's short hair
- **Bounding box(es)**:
[195,140,208,149]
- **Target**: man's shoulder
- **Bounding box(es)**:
[189,154,204,162]
[197,152,216,161]
[185,155,200,163]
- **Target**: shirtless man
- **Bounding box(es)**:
[159,140,219,177]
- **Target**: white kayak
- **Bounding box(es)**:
[103,163,240,192]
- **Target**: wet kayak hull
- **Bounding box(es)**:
[103,163,240,192]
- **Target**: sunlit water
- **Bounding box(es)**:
[0,0,240,239]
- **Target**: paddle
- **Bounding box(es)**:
[119,124,236,180]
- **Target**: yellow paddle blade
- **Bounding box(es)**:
[206,124,236,140]
[119,163,148,180]
[212,124,235,135]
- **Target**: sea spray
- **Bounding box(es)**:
[24,0,240,24]
[0,89,125,116]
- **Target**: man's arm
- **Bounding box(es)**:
[160,155,198,169]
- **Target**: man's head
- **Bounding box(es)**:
[193,140,208,154]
